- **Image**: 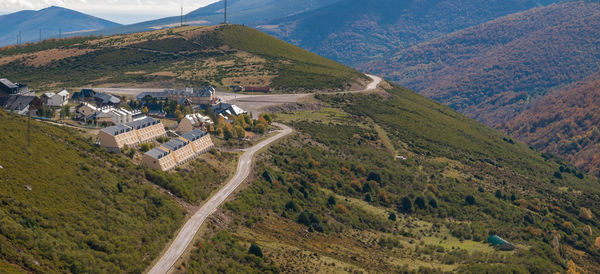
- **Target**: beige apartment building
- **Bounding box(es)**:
[142,129,214,171]
[98,117,166,152]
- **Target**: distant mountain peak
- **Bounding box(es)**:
[0,6,121,46]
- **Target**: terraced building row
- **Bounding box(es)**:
[98,117,166,152]
[142,129,214,171]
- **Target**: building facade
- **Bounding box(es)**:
[98,117,166,152]
[141,129,214,171]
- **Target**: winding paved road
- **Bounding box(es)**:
[147,74,381,273]
[148,123,293,274]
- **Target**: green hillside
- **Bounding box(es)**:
[0,25,365,92]
[0,110,185,272]
[179,84,600,272]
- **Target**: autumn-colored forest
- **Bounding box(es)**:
[362,1,600,126]
[501,73,600,176]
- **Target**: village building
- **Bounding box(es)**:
[180,129,214,155]
[141,148,177,171]
[98,117,166,152]
[176,113,213,134]
[212,102,247,118]
[3,95,42,115]
[75,102,97,117]
[71,89,96,102]
[244,86,270,92]
[41,90,69,107]
[230,85,243,92]
[137,86,217,106]
[94,92,121,107]
[141,129,214,171]
[0,78,31,106]
[80,104,141,125]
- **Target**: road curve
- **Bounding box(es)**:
[148,123,293,274]
[363,74,382,92]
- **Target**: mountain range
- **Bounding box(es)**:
[361,1,600,172]
[257,0,561,65]
[0,6,120,47]
[87,0,340,37]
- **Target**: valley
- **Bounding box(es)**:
[0,1,599,272]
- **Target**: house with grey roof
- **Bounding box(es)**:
[41,90,69,107]
[94,93,121,107]
[4,95,42,115]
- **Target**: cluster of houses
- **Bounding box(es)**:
[1,78,239,171]
[141,129,214,171]
[137,86,216,107]
[76,103,144,125]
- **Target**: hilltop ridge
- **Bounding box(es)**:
[0,25,366,92]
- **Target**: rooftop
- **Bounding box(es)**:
[162,138,189,151]
[181,129,208,142]
[4,95,36,111]
[127,117,159,129]
[0,79,17,89]
[145,147,170,160]
[101,124,131,136]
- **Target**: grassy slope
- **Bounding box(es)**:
[0,110,186,272]
[0,25,364,92]
[179,84,600,272]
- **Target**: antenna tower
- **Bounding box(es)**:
[224,0,228,24]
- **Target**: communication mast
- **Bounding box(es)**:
[224,0,228,24]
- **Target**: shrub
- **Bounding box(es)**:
[367,172,381,184]
[414,197,426,209]
[400,196,412,213]
[579,207,593,221]
[429,198,438,208]
[465,195,476,205]
[140,143,153,152]
[388,212,397,221]
[327,195,336,206]
[285,201,299,212]
[248,243,263,258]
[553,172,563,179]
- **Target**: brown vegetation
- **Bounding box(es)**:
[362,1,600,126]
[502,73,600,174]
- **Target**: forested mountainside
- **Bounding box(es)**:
[259,0,560,65]
[501,73,600,176]
[361,1,600,127]
[0,25,365,92]
[0,6,120,47]
[176,84,600,273]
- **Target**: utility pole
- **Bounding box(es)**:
[59,27,62,39]
[39,28,42,42]
[224,0,227,24]
[19,30,22,44]
[27,110,31,147]
[181,6,183,27]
